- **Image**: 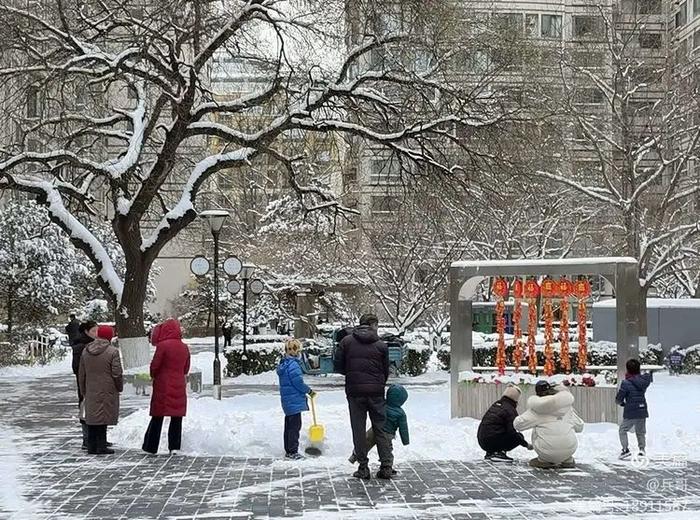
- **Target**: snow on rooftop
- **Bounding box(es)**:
[452,257,638,269]
[594,298,700,309]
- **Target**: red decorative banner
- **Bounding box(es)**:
[543,298,555,376]
[527,298,538,374]
[512,299,523,372]
[513,279,524,299]
[495,300,507,376]
[559,278,571,373]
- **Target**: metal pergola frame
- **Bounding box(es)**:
[449,257,640,417]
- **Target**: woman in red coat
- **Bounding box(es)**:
[142,318,191,455]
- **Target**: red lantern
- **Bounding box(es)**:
[541,278,558,298]
[493,278,509,298]
[524,280,540,298]
[559,278,574,297]
[513,279,524,299]
[574,279,591,298]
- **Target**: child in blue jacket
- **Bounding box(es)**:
[616,358,653,460]
[277,339,315,460]
[348,384,409,469]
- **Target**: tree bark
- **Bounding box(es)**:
[638,284,649,348]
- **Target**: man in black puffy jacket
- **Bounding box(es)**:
[335,314,392,480]
[477,384,532,462]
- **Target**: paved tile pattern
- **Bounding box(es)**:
[1,373,700,519]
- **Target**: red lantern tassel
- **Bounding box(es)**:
[512,299,523,371]
[527,298,537,374]
[560,297,571,373]
[577,298,588,373]
[496,299,506,375]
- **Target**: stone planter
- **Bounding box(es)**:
[455,382,619,423]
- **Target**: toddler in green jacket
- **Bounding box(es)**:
[349,384,409,463]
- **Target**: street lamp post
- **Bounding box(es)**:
[199,210,229,400]
[240,264,254,360]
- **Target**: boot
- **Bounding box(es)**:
[87,426,100,455]
[529,457,557,469]
[81,422,88,450]
[348,452,357,464]
[560,457,576,469]
[97,427,114,455]
[376,467,393,480]
[353,464,370,480]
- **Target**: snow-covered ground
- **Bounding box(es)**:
[111,372,700,467]
[0,354,72,379]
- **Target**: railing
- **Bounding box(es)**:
[27,335,59,363]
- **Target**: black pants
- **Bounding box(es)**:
[87,425,108,453]
[348,395,393,469]
[75,375,88,445]
[284,413,302,455]
[223,335,232,347]
[478,432,524,454]
[142,416,183,454]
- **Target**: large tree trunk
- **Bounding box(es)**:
[115,261,152,369]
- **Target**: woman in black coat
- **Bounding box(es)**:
[477,384,532,462]
[72,320,97,450]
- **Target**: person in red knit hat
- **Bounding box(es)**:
[78,324,123,455]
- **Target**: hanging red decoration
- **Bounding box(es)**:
[524,279,540,299]
[513,279,524,299]
[495,299,507,375]
[512,298,523,371]
[492,278,509,298]
[543,298,555,376]
[574,279,591,373]
[559,278,572,373]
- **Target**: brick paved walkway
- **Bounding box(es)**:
[1,371,699,519]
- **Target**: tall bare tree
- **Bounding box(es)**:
[0,0,513,365]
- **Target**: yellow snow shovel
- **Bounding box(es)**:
[305,395,325,456]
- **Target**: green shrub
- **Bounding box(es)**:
[399,347,431,377]
[224,343,282,376]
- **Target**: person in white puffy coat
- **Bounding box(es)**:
[513,381,584,468]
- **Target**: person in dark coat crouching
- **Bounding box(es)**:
[477,384,532,462]
[334,313,393,480]
[79,325,123,455]
[616,358,653,460]
[142,319,191,455]
[277,339,315,460]
[72,320,97,450]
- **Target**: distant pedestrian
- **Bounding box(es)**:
[142,319,191,456]
[277,339,315,460]
[334,314,393,480]
[349,384,409,473]
[65,314,80,345]
[222,320,233,348]
[79,325,123,455]
[72,320,97,450]
[477,384,532,462]
[616,358,653,460]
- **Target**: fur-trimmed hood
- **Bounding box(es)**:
[526,388,575,418]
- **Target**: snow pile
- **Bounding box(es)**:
[0,353,72,379]
[111,373,700,465]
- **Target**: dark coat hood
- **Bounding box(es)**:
[352,325,380,344]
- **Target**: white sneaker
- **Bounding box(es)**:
[619,449,631,460]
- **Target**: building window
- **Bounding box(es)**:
[574,88,604,105]
[26,86,40,118]
[541,15,562,39]
[676,2,688,28]
[639,0,662,14]
[675,39,688,65]
[370,196,401,214]
[369,156,402,183]
[525,14,539,38]
[572,50,605,68]
[694,31,700,50]
[493,13,524,35]
[573,16,602,40]
[639,32,662,49]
